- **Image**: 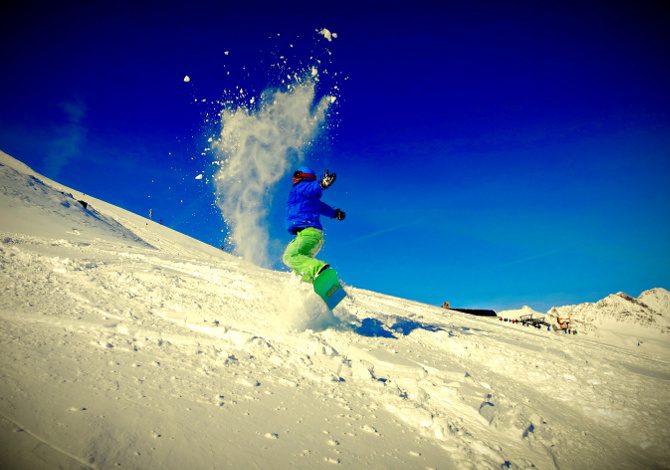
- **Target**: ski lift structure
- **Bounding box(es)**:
[442,301,577,336]
[555,316,578,335]
[518,313,551,329]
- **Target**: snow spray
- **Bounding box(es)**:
[213,80,333,267]
[274,274,340,331]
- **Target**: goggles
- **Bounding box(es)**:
[292,171,316,184]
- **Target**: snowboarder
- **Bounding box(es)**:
[282,167,345,283]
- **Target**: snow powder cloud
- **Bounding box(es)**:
[213,80,332,267]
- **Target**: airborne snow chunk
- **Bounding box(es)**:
[318,28,337,42]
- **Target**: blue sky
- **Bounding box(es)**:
[1,1,668,311]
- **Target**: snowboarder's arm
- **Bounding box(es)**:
[319,201,337,218]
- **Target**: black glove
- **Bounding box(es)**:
[335,209,346,221]
[320,169,336,189]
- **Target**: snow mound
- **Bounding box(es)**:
[498,305,544,319]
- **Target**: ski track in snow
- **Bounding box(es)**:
[1,150,669,469]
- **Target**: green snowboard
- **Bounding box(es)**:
[313,268,347,309]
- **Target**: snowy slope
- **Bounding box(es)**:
[1,150,669,469]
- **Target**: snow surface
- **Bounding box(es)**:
[1,149,669,469]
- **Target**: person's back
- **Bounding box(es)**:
[282,167,345,282]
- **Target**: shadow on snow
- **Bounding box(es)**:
[353,317,449,339]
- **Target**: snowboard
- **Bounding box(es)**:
[313,268,347,309]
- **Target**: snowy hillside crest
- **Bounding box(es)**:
[1,150,669,469]
[497,305,544,319]
[547,288,670,337]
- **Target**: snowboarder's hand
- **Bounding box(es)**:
[320,169,336,189]
[335,209,346,221]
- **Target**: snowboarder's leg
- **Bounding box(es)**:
[282,228,328,282]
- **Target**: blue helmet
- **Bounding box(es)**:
[297,166,315,175]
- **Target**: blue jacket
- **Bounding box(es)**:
[286,179,337,234]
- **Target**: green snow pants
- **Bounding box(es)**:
[282,227,328,283]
